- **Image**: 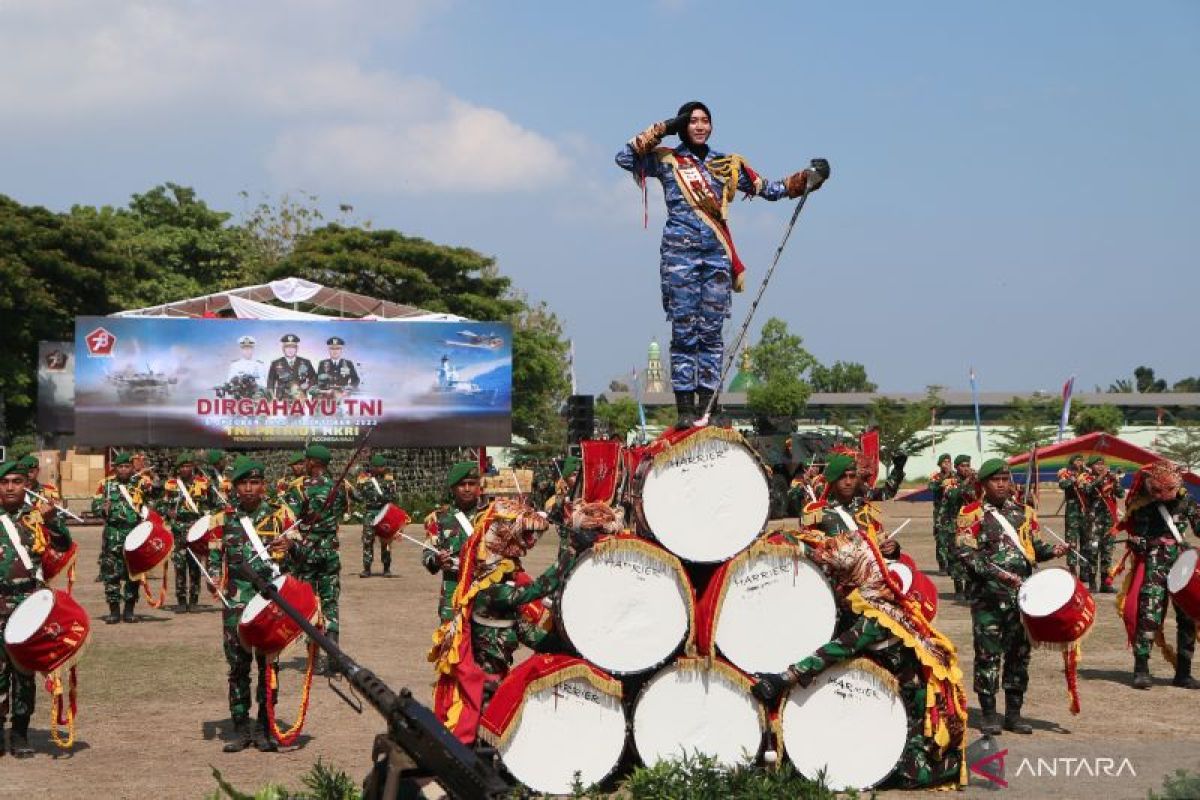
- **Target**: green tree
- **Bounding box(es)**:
[744,318,816,420]
[1071,403,1123,436]
[1134,366,1167,393]
[809,361,877,393]
[1155,422,1200,471]
[993,397,1058,456]
[509,299,571,447]
[1173,377,1200,393]
[594,397,641,439]
[862,396,938,462]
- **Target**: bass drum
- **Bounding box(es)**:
[780,659,908,790]
[557,536,693,675]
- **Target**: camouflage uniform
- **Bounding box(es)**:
[927,469,953,574]
[209,496,294,729]
[157,471,210,609]
[1057,465,1088,578]
[956,498,1057,706]
[355,470,397,574]
[291,473,347,638]
[1081,471,1124,590]
[941,475,978,595]
[801,495,898,630]
[422,506,475,623]
[0,498,72,743]
[91,473,154,609]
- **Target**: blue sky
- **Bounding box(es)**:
[3,1,1197,396]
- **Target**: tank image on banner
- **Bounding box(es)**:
[72,317,512,447]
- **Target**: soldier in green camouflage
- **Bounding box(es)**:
[0,460,74,757]
[542,456,580,525]
[157,452,211,613]
[1119,460,1199,690]
[1057,454,1088,580]
[208,456,296,752]
[92,451,154,624]
[356,454,398,578]
[290,444,348,673]
[941,454,978,598]
[1081,455,1125,593]
[956,459,1068,735]
[926,453,953,575]
[422,462,484,623]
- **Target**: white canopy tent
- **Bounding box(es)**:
[113,277,466,322]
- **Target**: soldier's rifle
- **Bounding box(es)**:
[234,562,513,799]
[281,428,375,541]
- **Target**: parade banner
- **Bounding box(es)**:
[73,317,512,447]
[37,341,75,433]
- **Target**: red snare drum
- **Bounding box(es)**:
[1018,567,1095,644]
[238,575,320,657]
[41,541,79,587]
[371,504,409,542]
[123,516,173,580]
[3,589,90,674]
[185,514,218,555]
[887,561,939,621]
[1167,548,1200,620]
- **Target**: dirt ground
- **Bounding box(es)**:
[2,495,1199,799]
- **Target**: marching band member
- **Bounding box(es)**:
[356,454,398,578]
[1082,455,1124,593]
[92,452,151,624]
[1114,460,1199,690]
[941,455,978,599]
[542,456,579,525]
[616,100,828,428]
[275,452,306,503]
[927,454,954,575]
[158,452,210,613]
[1057,454,1089,580]
[955,459,1069,735]
[0,460,73,757]
[801,454,900,558]
[423,462,485,623]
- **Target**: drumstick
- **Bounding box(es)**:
[881,518,911,542]
[188,549,232,608]
[1039,525,1085,560]
[24,490,85,523]
[396,531,460,570]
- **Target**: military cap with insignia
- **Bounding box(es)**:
[977,458,1010,481]
[281,334,300,344]
[230,455,266,483]
[327,337,345,346]
[305,444,332,464]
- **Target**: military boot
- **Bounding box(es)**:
[979,694,1002,736]
[174,598,188,614]
[122,598,138,623]
[673,391,696,430]
[1133,655,1152,689]
[1173,661,1200,689]
[10,717,33,757]
[1003,693,1033,734]
[358,568,371,578]
[254,710,278,752]
[103,602,121,625]
[222,719,253,752]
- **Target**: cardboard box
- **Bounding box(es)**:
[59,461,74,481]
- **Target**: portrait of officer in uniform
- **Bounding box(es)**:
[266,333,317,399]
[316,336,361,394]
[226,335,268,390]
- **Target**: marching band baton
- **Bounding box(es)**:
[881,518,912,542]
[1039,524,1085,560]
[24,490,85,523]
[396,531,460,570]
[189,549,232,608]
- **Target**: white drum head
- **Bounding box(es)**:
[1019,568,1076,617]
[186,514,213,544]
[715,553,837,674]
[1168,549,1198,594]
[888,562,913,594]
[633,663,764,769]
[3,589,53,646]
[559,545,690,674]
[240,576,288,625]
[124,520,154,551]
[641,437,768,562]
[781,662,907,789]
[372,506,390,526]
[498,677,626,795]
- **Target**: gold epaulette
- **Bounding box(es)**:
[801,500,826,527]
[956,501,984,535]
[164,478,179,492]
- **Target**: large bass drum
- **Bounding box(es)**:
[631,428,769,563]
[557,535,694,675]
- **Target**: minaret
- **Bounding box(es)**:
[728,349,759,392]
[645,340,665,394]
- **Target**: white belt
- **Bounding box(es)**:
[471,614,515,628]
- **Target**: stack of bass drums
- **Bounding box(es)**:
[482,431,915,793]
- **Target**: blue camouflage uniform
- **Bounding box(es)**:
[616,139,791,391]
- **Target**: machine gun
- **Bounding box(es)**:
[235,564,513,800]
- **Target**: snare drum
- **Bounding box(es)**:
[123,516,173,580]
[887,561,939,622]
[632,427,769,563]
[1167,549,1200,620]
[238,575,321,657]
[632,658,765,769]
[696,540,837,674]
[780,659,908,789]
[371,504,409,542]
[3,589,90,675]
[557,535,694,675]
[185,514,218,555]
[1018,567,1095,644]
[41,541,79,588]
[481,654,625,796]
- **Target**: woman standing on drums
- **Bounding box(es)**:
[0,459,73,756]
[955,459,1069,735]
[207,456,295,753]
[615,101,828,428]
[752,517,967,788]
[1114,460,1200,690]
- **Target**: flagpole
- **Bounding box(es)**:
[1059,375,1075,442]
[970,367,983,458]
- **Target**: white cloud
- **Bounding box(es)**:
[0,0,569,194]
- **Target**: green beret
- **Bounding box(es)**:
[1087,455,1104,466]
[954,454,971,466]
[112,451,133,466]
[206,449,226,466]
[562,456,581,477]
[0,461,28,479]
[937,453,951,464]
[174,451,195,468]
[977,458,1009,481]
[16,455,38,470]
[447,461,478,487]
[823,453,856,483]
[288,451,306,466]
[230,455,265,483]
[305,444,332,464]
[369,453,387,468]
